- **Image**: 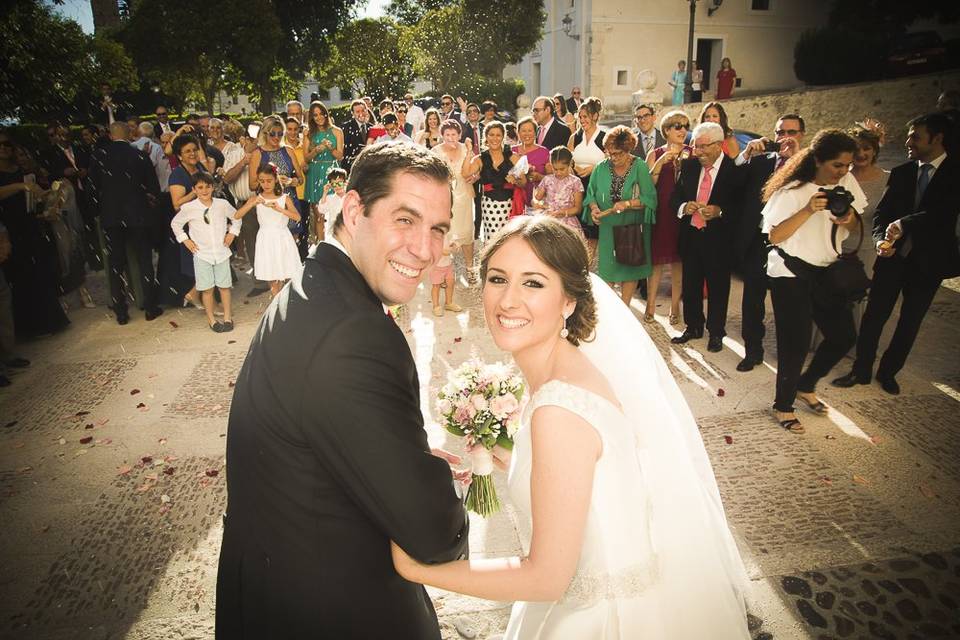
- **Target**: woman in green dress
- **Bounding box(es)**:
[303,101,344,240]
[582,126,658,304]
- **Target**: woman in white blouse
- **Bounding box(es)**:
[761,129,866,434]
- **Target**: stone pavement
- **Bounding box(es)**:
[0,257,958,640]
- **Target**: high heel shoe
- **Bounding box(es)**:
[669,313,681,326]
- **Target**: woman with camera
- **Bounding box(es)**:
[761,129,867,433]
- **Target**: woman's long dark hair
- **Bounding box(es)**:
[700,101,732,137]
[761,129,858,202]
[307,101,332,137]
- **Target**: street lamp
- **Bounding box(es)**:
[561,14,580,41]
[683,0,699,105]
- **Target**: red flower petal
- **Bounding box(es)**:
[163,467,175,476]
[205,469,219,477]
[723,435,733,445]
[79,436,93,444]
[169,321,179,328]
[141,456,153,464]
[717,388,725,397]
[136,402,146,408]
[130,389,140,395]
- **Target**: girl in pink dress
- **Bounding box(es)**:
[532,147,584,235]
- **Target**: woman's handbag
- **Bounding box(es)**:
[821,212,871,303]
[612,183,646,266]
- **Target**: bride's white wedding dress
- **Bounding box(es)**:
[502,276,751,639]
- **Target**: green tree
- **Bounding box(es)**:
[118,0,275,116]
[400,4,467,91]
[0,0,138,121]
[385,0,455,25]
[316,18,415,101]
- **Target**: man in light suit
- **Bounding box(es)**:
[532,96,570,151]
[833,112,959,394]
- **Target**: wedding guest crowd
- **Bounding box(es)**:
[3,80,957,424]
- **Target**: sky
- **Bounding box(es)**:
[51,0,388,34]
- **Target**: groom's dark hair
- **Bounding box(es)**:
[332,143,452,232]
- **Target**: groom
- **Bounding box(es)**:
[216,143,470,638]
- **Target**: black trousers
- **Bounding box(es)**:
[680,231,731,336]
[852,255,941,380]
[103,225,158,313]
[739,233,768,359]
[769,277,856,412]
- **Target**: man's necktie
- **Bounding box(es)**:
[917,163,932,205]
[537,126,545,146]
[693,166,712,229]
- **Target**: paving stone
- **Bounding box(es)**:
[166,352,246,418]
[848,394,960,486]
[4,456,225,636]
[1,359,136,434]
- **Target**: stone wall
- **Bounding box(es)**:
[657,71,960,153]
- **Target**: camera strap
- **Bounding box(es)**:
[831,209,864,257]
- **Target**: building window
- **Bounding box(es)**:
[750,0,770,9]
[613,67,631,90]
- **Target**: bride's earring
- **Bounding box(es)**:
[560,315,570,339]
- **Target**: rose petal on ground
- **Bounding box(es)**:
[79,436,93,444]
[228,381,235,387]
[723,435,733,444]
[144,473,158,482]
[135,482,154,493]
[717,388,725,397]
[75,411,90,417]
[130,389,140,395]
[163,467,175,476]
[212,404,223,411]
[74,449,87,456]
[160,494,171,503]
[3,421,17,428]
[84,423,94,430]
[825,434,837,440]
[140,456,153,464]
[228,340,236,344]
[158,505,171,514]
[164,455,178,462]
[869,435,884,445]
[169,321,179,328]
[117,464,132,475]
[454,337,462,343]
[96,438,112,445]
[821,476,832,485]
[13,442,24,449]
[852,474,869,485]
[158,438,167,445]
[17,466,32,474]
[41,525,50,533]
[96,418,109,426]
[205,469,219,477]
[136,402,146,409]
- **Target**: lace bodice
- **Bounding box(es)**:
[507,380,659,605]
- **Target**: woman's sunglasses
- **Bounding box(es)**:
[268,131,283,138]
[667,123,689,131]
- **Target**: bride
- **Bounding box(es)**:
[391,216,751,638]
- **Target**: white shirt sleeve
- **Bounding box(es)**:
[171,201,196,243]
[223,201,241,234]
[761,186,800,235]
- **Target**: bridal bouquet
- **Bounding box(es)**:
[437,359,525,517]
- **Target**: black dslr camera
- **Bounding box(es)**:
[818,186,855,216]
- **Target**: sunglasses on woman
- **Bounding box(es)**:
[268,131,283,138]
[667,123,689,131]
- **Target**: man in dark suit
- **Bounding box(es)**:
[89,122,163,324]
[532,96,570,151]
[565,86,583,116]
[631,104,665,158]
[731,114,806,370]
[341,99,370,172]
[216,144,469,639]
[669,122,745,352]
[152,106,173,139]
[833,113,959,394]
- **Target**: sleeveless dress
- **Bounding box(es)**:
[572,128,606,240]
[253,194,302,281]
[305,130,338,204]
[504,380,749,639]
[479,146,514,239]
[431,143,475,243]
[651,145,689,265]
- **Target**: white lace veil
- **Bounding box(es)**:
[579,274,750,636]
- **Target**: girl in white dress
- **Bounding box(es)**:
[392,217,751,639]
[234,164,302,296]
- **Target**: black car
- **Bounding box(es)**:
[887,31,947,77]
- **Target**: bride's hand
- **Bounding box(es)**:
[467,442,511,472]
[390,541,420,581]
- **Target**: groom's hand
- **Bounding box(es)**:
[431,448,472,485]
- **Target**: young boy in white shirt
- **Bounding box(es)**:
[318,167,348,240]
[170,172,242,332]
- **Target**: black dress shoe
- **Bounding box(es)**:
[831,371,869,388]
[707,335,723,352]
[115,310,130,325]
[144,307,164,321]
[877,375,900,395]
[671,328,703,344]
[4,357,30,368]
[736,356,762,372]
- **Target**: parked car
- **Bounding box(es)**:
[887,31,947,77]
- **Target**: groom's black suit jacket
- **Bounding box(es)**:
[216,243,469,639]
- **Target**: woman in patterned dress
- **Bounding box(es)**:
[463,121,523,241]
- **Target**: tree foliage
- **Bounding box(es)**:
[0,0,138,121]
[385,0,455,25]
[402,0,545,89]
[316,18,416,100]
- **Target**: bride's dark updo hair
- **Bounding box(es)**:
[478,217,597,346]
